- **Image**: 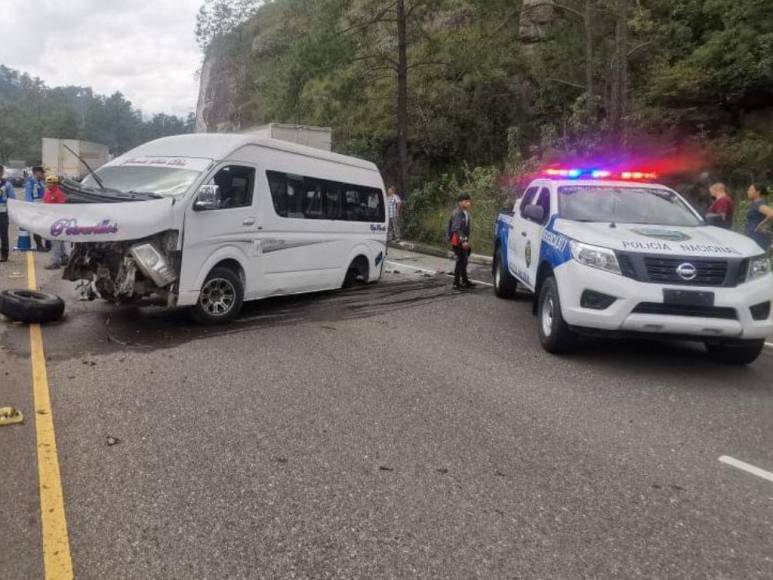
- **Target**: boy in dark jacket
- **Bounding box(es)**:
[449,193,476,290]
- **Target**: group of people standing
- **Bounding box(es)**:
[0,164,69,269]
[707,182,773,250]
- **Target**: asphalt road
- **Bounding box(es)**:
[1,246,772,579]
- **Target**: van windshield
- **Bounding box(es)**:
[82,166,201,197]
[558,185,702,227]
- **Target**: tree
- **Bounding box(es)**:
[195,0,263,49]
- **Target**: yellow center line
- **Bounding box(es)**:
[27,252,74,579]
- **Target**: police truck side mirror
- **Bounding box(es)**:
[523,204,545,223]
[193,184,221,211]
[704,213,722,227]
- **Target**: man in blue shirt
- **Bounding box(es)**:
[0,165,17,262]
[24,166,50,251]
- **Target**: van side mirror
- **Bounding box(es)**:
[194,184,220,211]
[523,204,545,222]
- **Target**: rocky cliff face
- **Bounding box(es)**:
[518,0,555,43]
[194,44,245,133]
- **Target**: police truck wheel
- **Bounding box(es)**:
[0,289,65,324]
[191,267,244,325]
[704,339,765,366]
[493,249,517,299]
[537,276,577,354]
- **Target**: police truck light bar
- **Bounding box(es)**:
[542,168,658,181]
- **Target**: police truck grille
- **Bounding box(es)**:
[643,257,728,286]
[615,252,743,287]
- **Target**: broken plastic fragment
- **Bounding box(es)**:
[0,406,24,426]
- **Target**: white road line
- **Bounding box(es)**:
[719,456,773,484]
[385,260,494,287]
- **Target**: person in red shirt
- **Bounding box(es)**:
[44,175,69,269]
[706,182,735,229]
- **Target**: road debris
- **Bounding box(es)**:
[0,406,24,426]
[106,436,121,446]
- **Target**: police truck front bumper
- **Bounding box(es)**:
[555,262,773,340]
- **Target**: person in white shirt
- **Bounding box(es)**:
[387,186,402,242]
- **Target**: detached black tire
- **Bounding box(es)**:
[705,339,765,366]
[190,267,244,325]
[537,276,577,354]
[493,248,518,299]
[0,289,65,323]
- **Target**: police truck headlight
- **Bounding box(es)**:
[130,243,177,287]
[747,255,771,282]
[570,241,622,275]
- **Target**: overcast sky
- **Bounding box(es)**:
[1,0,203,118]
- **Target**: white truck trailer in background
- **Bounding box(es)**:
[42,138,111,179]
[241,124,333,151]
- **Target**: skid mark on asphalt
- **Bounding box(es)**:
[719,456,773,484]
[27,252,74,579]
[31,274,472,357]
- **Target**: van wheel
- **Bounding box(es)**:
[537,276,577,354]
[705,339,765,366]
[493,249,517,299]
[191,267,244,325]
[343,256,369,288]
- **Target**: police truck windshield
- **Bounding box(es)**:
[82,166,201,197]
[558,185,702,227]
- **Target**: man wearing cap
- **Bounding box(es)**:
[448,192,476,290]
[0,165,17,262]
[24,166,51,251]
[44,175,69,270]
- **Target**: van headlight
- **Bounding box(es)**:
[130,243,177,287]
[570,241,622,275]
[747,255,771,281]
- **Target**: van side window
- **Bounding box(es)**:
[267,170,385,222]
[210,165,255,209]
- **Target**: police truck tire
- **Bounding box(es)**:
[537,276,577,354]
[493,249,517,299]
[191,267,244,325]
[0,289,65,324]
[704,339,765,366]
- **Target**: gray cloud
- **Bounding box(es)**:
[1,0,203,116]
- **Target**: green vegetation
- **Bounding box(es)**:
[200,0,772,246]
[0,66,194,165]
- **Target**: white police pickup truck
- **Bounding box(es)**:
[493,169,773,364]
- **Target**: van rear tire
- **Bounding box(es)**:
[190,267,244,325]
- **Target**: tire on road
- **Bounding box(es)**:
[0,289,65,323]
[537,276,577,354]
[493,248,517,299]
[705,339,765,366]
[190,266,244,325]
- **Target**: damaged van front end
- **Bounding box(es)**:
[9,196,183,305]
[64,231,181,304]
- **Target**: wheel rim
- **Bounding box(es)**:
[541,290,554,337]
[199,278,236,317]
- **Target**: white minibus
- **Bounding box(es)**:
[10,134,389,323]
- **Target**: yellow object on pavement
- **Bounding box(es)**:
[0,406,24,426]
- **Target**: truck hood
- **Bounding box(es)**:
[8,198,176,243]
[554,220,762,258]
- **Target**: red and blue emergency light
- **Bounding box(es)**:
[543,167,657,181]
